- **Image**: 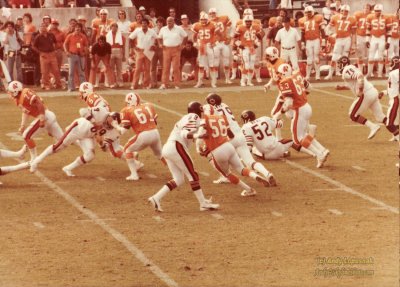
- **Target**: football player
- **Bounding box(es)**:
[148,102,220,212]
[120,93,163,180]
[241,110,293,160]
[192,12,219,88]
[276,64,330,168]
[209,8,233,84]
[386,8,399,72]
[203,93,276,186]
[7,81,63,161]
[338,56,387,139]
[365,4,392,78]
[29,106,110,176]
[353,4,372,74]
[379,56,399,141]
[298,5,326,80]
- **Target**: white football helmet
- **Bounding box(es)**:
[243,15,254,22]
[265,46,279,62]
[202,104,215,116]
[79,82,93,100]
[125,92,141,107]
[208,7,217,14]
[7,81,23,98]
[277,63,293,79]
[243,8,254,16]
[340,4,350,15]
[305,5,314,16]
[90,106,109,125]
[374,4,383,11]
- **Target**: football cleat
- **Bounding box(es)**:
[126,174,139,181]
[148,196,163,212]
[194,82,204,88]
[213,176,230,184]
[225,79,233,84]
[62,166,76,177]
[367,124,380,140]
[256,175,271,187]
[389,135,399,142]
[241,188,257,197]
[267,174,277,187]
[200,197,220,211]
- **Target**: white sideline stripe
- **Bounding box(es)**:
[96,176,106,181]
[145,103,399,215]
[152,216,165,222]
[199,171,210,177]
[79,218,116,222]
[211,213,224,220]
[285,160,399,214]
[0,142,180,287]
[146,173,158,179]
[313,88,389,109]
[271,211,283,217]
[328,209,343,215]
[370,207,388,210]
[352,166,366,171]
[33,222,45,229]
[345,123,384,127]
[313,188,343,191]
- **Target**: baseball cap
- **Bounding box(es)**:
[181,14,188,19]
[139,6,146,11]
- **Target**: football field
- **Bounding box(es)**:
[0,83,398,287]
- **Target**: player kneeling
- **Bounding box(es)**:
[241,110,293,159]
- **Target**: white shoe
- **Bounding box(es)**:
[126,174,139,181]
[315,76,320,80]
[322,149,330,163]
[148,196,163,212]
[159,84,166,90]
[200,197,220,211]
[62,166,75,177]
[256,175,272,187]
[230,74,236,80]
[256,77,262,83]
[225,79,233,84]
[324,75,332,80]
[211,82,217,88]
[240,80,246,87]
[368,124,380,140]
[267,174,277,187]
[241,188,257,197]
[29,161,38,173]
[316,156,324,168]
[194,82,204,88]
[213,176,230,184]
[247,81,254,86]
[389,135,399,142]
[18,145,27,160]
[174,86,180,89]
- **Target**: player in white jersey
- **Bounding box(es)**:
[148,102,219,212]
[240,110,293,160]
[29,106,110,176]
[338,56,387,140]
[204,93,276,186]
[0,146,29,183]
[379,56,399,141]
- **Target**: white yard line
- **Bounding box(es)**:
[33,222,45,229]
[211,213,224,220]
[146,173,158,179]
[352,166,366,171]
[96,176,106,181]
[199,171,210,177]
[271,211,283,217]
[78,218,116,222]
[0,142,180,287]
[152,216,165,222]
[313,188,343,191]
[328,209,343,215]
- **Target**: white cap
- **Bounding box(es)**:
[209,7,217,14]
[181,14,188,19]
[340,4,350,12]
[138,6,146,11]
[99,8,109,14]
[374,4,383,11]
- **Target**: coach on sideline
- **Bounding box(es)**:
[274,17,301,71]
[158,16,188,89]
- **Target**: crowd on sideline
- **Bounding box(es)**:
[0,0,398,91]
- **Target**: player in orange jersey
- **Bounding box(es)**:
[192,12,219,88]
[354,4,372,74]
[366,4,392,78]
[325,4,356,79]
[7,81,63,161]
[209,7,233,84]
[234,15,263,86]
[276,64,329,168]
[299,5,326,80]
[91,9,115,42]
[120,93,163,181]
[387,8,399,71]
[194,105,273,197]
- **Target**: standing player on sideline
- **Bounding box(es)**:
[365,4,392,78]
[29,106,110,176]
[7,81,63,161]
[337,56,387,139]
[209,8,232,84]
[353,4,372,74]
[204,93,277,186]
[298,5,326,80]
[120,93,163,181]
[379,56,399,141]
[196,105,272,197]
[192,12,219,88]
[148,102,220,212]
[234,15,263,86]
[276,63,330,168]
[386,9,399,73]
[241,110,293,160]
[325,5,356,80]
